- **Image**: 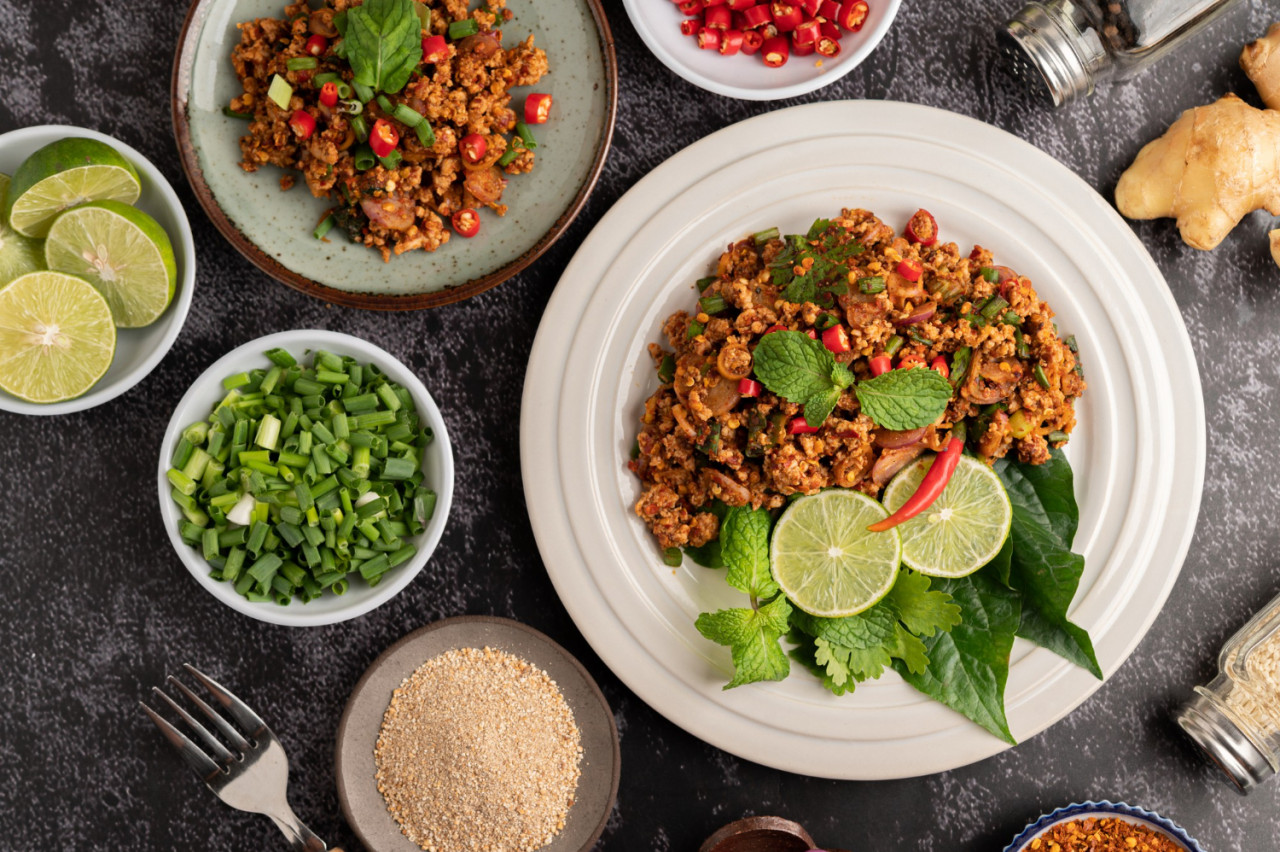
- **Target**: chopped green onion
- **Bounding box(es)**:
[339,98,363,114]
[448,18,480,38]
[377,150,402,170]
[949,346,972,388]
[392,104,425,127]
[662,547,682,567]
[752,227,779,246]
[313,214,335,240]
[376,94,395,115]
[353,144,376,171]
[335,81,353,99]
[980,266,999,283]
[267,74,294,109]
[1064,335,1078,353]
[414,121,436,147]
[1002,311,1021,325]
[884,335,905,357]
[1033,363,1050,388]
[222,106,254,120]
[857,276,885,294]
[497,148,519,167]
[980,295,1009,320]
[698,294,727,315]
[657,355,676,384]
[265,348,296,368]
[286,56,317,71]
[352,81,374,103]
[1047,430,1069,443]
[687,319,705,341]
[314,71,342,86]
[351,114,370,142]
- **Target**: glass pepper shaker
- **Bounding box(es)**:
[999,0,1242,107]
[1176,590,1280,792]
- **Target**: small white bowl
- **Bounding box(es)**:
[156,330,454,627]
[0,124,196,415]
[622,0,901,101]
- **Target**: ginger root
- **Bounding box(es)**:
[1242,22,1280,111]
[1115,93,1280,251]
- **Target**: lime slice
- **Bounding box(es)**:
[0,271,116,403]
[0,174,46,288]
[882,455,1012,578]
[770,490,902,618]
[44,200,175,327]
[6,138,141,238]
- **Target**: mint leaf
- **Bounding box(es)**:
[887,570,962,638]
[854,367,953,430]
[994,452,1101,679]
[721,506,777,598]
[346,0,423,94]
[792,607,900,681]
[803,386,842,428]
[754,331,840,403]
[896,569,1021,744]
[695,596,793,689]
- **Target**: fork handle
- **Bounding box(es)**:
[268,810,328,852]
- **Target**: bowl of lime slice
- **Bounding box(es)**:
[0,125,195,415]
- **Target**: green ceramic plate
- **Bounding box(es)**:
[172,0,616,309]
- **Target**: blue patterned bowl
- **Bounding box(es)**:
[1004,801,1204,852]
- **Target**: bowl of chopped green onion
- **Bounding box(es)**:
[157,329,453,626]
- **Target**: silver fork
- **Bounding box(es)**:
[140,664,340,852]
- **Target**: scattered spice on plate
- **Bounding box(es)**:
[374,646,583,852]
[1028,817,1184,852]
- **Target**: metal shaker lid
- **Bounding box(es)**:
[1176,687,1274,794]
[999,1,1106,107]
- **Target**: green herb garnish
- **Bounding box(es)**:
[343,0,423,95]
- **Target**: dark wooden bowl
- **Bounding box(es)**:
[699,816,817,852]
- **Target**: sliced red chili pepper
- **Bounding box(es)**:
[818,0,840,18]
[792,35,816,55]
[318,81,339,108]
[523,93,553,125]
[742,29,764,53]
[288,109,315,140]
[905,208,939,246]
[697,26,721,48]
[788,417,821,435]
[738,378,763,396]
[759,22,779,38]
[732,10,748,28]
[821,324,850,354]
[370,118,399,157]
[868,426,967,532]
[422,34,449,63]
[969,246,984,261]
[869,354,892,376]
[930,356,949,379]
[800,0,822,15]
[764,324,788,334]
[705,4,732,27]
[727,0,756,9]
[681,18,699,35]
[816,34,841,56]
[451,208,481,237]
[305,34,328,56]
[819,20,841,40]
[742,4,772,26]
[678,0,702,14]
[719,28,745,54]
[837,0,868,31]
[770,1,802,31]
[993,265,1019,298]
[897,351,926,370]
[761,35,789,65]
[703,0,728,6]
[459,133,488,164]
[794,18,821,44]
[896,257,923,283]
[804,329,818,339]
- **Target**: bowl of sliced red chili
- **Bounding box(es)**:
[622,0,900,101]
[1004,802,1205,852]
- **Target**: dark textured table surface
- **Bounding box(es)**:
[3,0,1280,849]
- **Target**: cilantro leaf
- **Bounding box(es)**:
[854,367,953,430]
[753,331,854,427]
[787,631,856,695]
[345,0,423,94]
[721,506,777,599]
[695,596,793,689]
[887,569,962,637]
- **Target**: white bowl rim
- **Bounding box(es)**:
[0,123,197,416]
[620,0,902,101]
[156,329,455,627]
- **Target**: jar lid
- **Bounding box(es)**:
[1176,688,1274,793]
[999,1,1104,107]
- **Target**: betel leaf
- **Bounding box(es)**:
[695,596,792,689]
[753,331,854,427]
[853,367,953,431]
[895,569,1021,744]
[345,0,423,94]
[994,452,1102,679]
[721,506,777,599]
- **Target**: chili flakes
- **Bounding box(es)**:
[1028,817,1184,852]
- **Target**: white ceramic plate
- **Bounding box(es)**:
[622,0,900,101]
[519,101,1206,779]
[0,125,196,415]
[157,330,454,627]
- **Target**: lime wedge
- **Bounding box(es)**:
[44,200,175,327]
[770,490,902,618]
[0,173,46,288]
[0,271,116,403]
[882,455,1012,578]
[6,138,141,238]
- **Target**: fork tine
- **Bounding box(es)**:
[152,686,238,764]
[140,701,223,782]
[167,676,251,753]
[184,664,267,736]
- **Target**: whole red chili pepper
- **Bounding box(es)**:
[868,424,967,532]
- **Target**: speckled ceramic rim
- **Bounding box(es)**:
[1003,801,1205,852]
[334,615,621,852]
[169,0,617,311]
[156,329,455,626]
[0,125,196,416]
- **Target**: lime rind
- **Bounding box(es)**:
[6,138,141,238]
[882,455,1012,578]
[44,200,176,328]
[0,173,46,288]
[770,490,902,618]
[0,270,116,403]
